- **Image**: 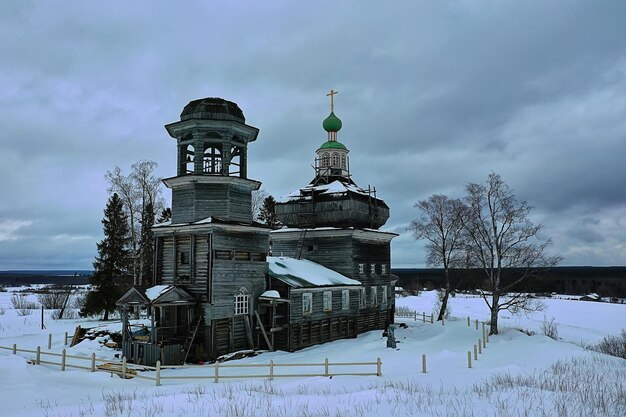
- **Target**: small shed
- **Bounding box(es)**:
[261,256,362,351]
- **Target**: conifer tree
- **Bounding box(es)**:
[139,202,155,285]
[157,207,172,223]
[80,193,132,320]
[259,195,280,229]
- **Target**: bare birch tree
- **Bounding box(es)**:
[462,173,560,334]
[105,160,163,286]
[409,195,465,321]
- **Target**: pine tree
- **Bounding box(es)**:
[258,195,280,229]
[157,207,172,223]
[81,193,132,320]
[139,202,155,285]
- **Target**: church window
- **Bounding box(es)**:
[331,152,340,167]
[341,154,346,169]
[302,293,313,315]
[381,286,388,306]
[203,146,222,174]
[323,291,332,312]
[229,145,241,176]
[359,288,366,308]
[358,263,365,274]
[180,251,190,265]
[371,287,378,306]
[381,264,388,274]
[342,290,350,310]
[234,293,249,315]
[322,153,330,167]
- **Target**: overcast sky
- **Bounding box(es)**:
[1,1,625,270]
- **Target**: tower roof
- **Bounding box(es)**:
[180,97,245,122]
[318,141,347,150]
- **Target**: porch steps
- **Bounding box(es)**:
[181,317,202,364]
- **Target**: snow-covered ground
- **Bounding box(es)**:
[0,287,624,417]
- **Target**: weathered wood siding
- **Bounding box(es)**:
[171,183,253,224]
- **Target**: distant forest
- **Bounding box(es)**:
[393,266,626,298]
[0,270,92,286]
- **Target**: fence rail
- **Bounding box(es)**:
[0,343,382,386]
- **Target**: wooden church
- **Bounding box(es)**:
[116,94,396,365]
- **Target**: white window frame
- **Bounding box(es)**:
[381,264,388,274]
[302,292,313,316]
[370,264,376,274]
[341,289,350,310]
[323,291,332,312]
[381,286,388,306]
[358,263,365,274]
[234,293,249,316]
[359,287,366,308]
[371,286,378,306]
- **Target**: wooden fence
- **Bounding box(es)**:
[0,343,382,386]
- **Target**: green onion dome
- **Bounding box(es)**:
[319,141,347,150]
[322,112,342,132]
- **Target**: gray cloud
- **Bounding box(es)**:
[1,1,625,269]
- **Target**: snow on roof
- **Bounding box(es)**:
[260,290,281,298]
[153,220,172,228]
[144,285,171,301]
[278,180,371,203]
[268,256,361,288]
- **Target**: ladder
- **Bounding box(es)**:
[181,317,202,364]
[295,228,308,259]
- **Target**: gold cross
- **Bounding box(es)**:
[326,89,338,112]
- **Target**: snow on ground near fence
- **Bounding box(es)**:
[0,287,625,416]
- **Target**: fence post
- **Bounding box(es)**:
[36,346,41,364]
[474,344,478,361]
[156,360,161,386]
[121,357,127,379]
[475,319,478,330]
[421,354,427,373]
[482,332,486,349]
[61,349,66,371]
[64,332,68,346]
[12,343,16,354]
[48,334,52,350]
[269,360,274,381]
[430,314,433,324]
[467,351,472,368]
[467,317,470,327]
[482,322,486,336]
[486,332,490,343]
[413,311,417,321]
[478,339,482,354]
[324,357,329,377]
[91,352,96,372]
[422,312,425,323]
[376,357,382,376]
[214,362,219,383]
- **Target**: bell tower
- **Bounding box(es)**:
[164,98,261,224]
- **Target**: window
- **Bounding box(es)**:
[371,287,378,306]
[322,153,330,167]
[234,251,251,261]
[381,286,388,306]
[214,250,232,260]
[358,263,365,274]
[302,293,312,315]
[203,146,222,174]
[331,152,340,167]
[234,293,249,315]
[381,264,388,274]
[180,251,190,265]
[342,290,350,310]
[359,288,366,308]
[370,264,376,274]
[341,154,346,169]
[323,291,332,312]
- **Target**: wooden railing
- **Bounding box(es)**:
[0,344,382,386]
